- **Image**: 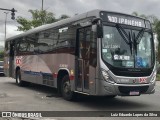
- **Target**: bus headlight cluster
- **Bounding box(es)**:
[101,69,115,83]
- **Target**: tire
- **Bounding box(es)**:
[16,70,28,86]
[61,75,76,101]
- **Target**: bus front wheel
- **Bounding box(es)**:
[61,75,76,101]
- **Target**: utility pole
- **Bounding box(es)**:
[4,12,8,40]
[42,0,44,10]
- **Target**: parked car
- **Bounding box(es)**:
[0,61,4,76]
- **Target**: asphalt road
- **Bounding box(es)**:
[0,76,160,120]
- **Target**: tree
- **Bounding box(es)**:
[132,12,138,17]
[147,15,159,32]
[155,21,160,61]
[58,14,70,20]
[132,12,147,19]
[17,9,70,31]
[17,9,56,31]
[16,17,32,31]
[132,12,159,32]
[29,9,56,27]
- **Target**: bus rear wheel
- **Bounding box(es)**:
[16,70,28,86]
[61,75,76,101]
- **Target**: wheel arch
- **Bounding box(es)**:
[57,68,70,93]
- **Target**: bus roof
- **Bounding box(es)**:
[6,9,149,42]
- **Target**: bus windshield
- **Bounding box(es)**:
[102,25,154,68]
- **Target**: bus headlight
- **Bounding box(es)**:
[101,69,115,83]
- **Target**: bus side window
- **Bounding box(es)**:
[26,33,39,54]
[38,30,54,53]
[10,42,15,57]
[18,38,28,53]
[57,26,76,51]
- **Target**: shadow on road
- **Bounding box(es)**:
[74,95,147,110]
[6,81,149,111]
[0,73,5,77]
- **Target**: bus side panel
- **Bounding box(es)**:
[15,55,38,83]
[36,53,75,89]
[15,53,75,89]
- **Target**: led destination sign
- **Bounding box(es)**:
[107,15,143,27]
[100,12,150,28]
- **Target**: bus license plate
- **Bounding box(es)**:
[129,91,140,96]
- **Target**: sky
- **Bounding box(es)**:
[0,0,160,47]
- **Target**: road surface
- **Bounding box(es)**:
[0,77,160,120]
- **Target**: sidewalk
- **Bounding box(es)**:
[156,81,160,86]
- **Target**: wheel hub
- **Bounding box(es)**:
[63,81,71,94]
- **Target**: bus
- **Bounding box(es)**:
[4,9,156,100]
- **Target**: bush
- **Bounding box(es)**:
[0,51,4,61]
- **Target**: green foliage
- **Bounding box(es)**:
[155,21,160,61]
[0,51,4,61]
[155,21,160,40]
[156,74,160,81]
[28,9,56,27]
[16,9,70,31]
[132,12,138,17]
[58,14,70,20]
[132,12,159,32]
[17,16,32,31]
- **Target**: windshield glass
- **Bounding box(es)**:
[102,26,154,68]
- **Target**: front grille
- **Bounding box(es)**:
[112,70,152,77]
[118,86,149,94]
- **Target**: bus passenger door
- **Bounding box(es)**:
[9,41,15,77]
[76,27,95,93]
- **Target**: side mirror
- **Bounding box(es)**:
[92,18,103,38]
[97,24,103,38]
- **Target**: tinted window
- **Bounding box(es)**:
[58,26,76,48]
[38,29,56,53]
[17,34,39,54]
[26,34,39,53]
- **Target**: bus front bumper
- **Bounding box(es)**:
[97,80,156,96]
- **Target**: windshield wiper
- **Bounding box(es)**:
[133,32,137,55]
[133,28,145,55]
[135,28,145,44]
[116,24,133,54]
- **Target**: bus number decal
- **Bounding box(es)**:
[139,78,147,83]
[59,64,68,68]
[16,57,22,65]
